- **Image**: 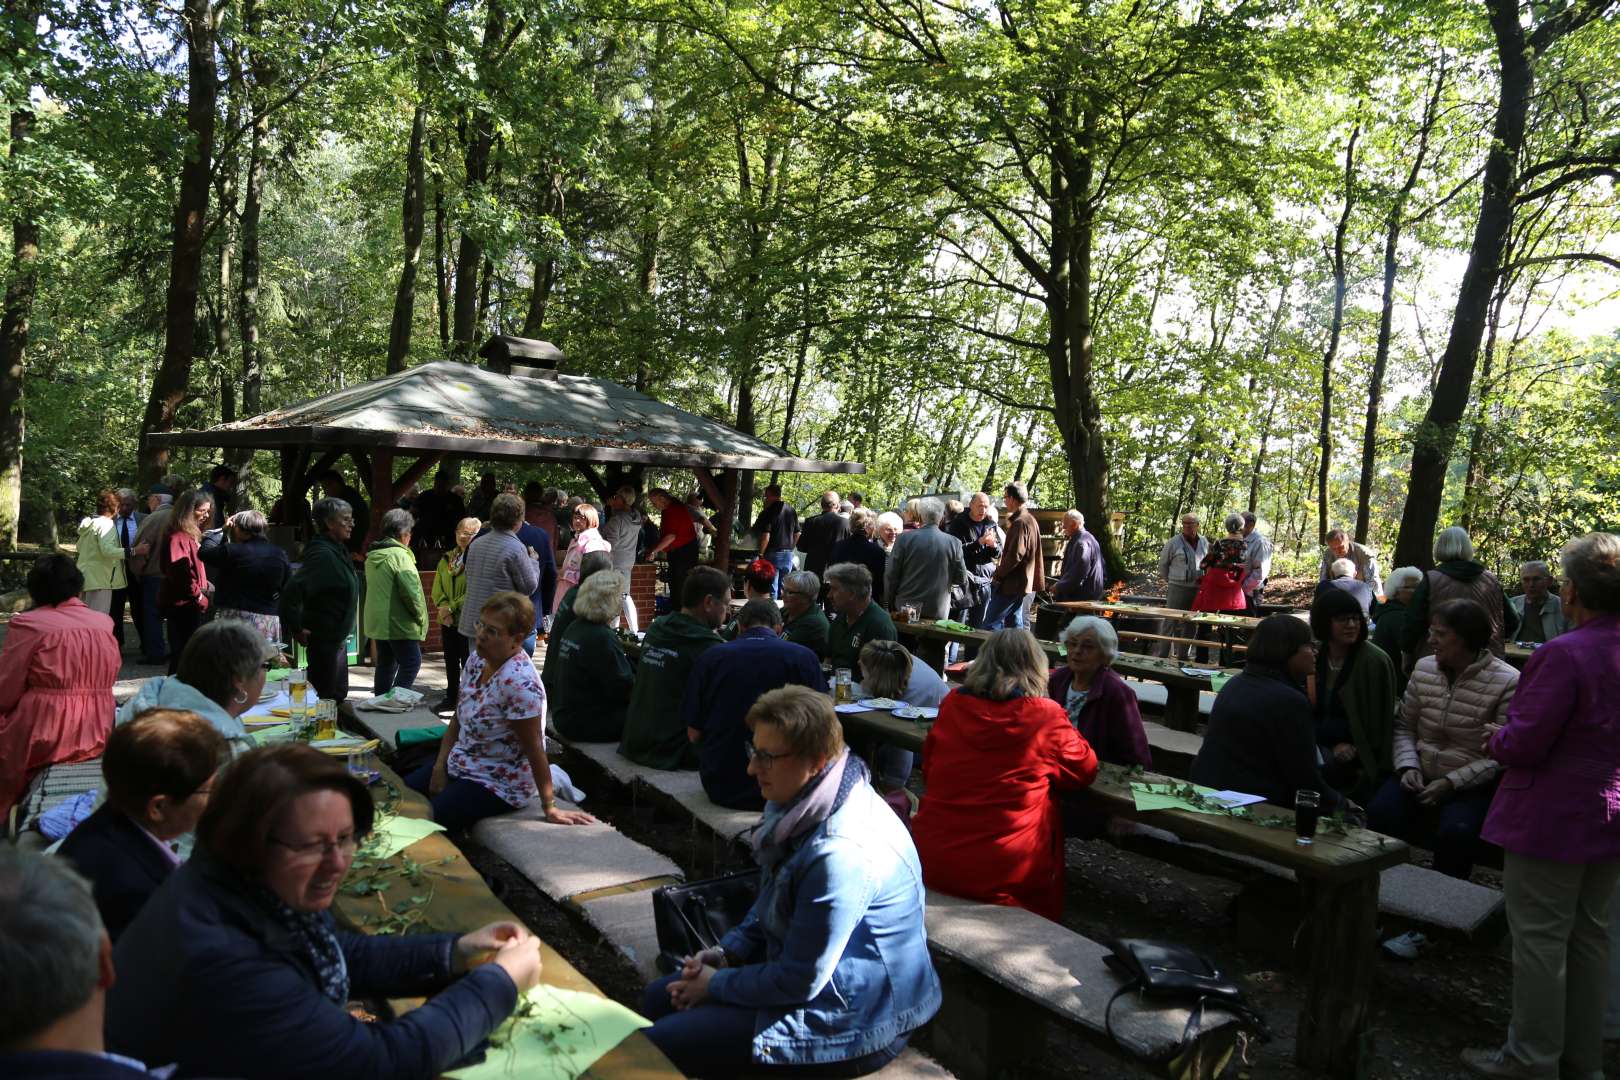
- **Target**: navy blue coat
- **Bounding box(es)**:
[1052,529,1107,602]
[199,533,291,615]
[0,1051,153,1078]
[107,855,516,1080]
[58,805,174,943]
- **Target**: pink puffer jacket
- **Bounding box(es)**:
[1394,650,1519,790]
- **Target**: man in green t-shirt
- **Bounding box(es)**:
[618,566,729,770]
[781,569,830,658]
[825,562,897,677]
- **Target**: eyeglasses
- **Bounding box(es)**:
[271,833,359,862]
[474,620,518,637]
[744,743,793,768]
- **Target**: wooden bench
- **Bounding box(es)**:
[924,891,1243,1080]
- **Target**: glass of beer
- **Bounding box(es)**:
[834,669,853,704]
[1295,789,1321,846]
[314,700,338,741]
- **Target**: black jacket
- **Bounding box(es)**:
[108,854,516,1080]
[200,533,291,615]
[796,510,851,579]
[1191,663,1342,811]
[828,533,888,601]
[281,534,360,645]
[58,805,175,943]
[0,1051,152,1078]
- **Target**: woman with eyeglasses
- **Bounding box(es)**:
[407,591,595,830]
[118,619,272,758]
[1308,587,1397,805]
[641,685,941,1076]
[107,743,544,1079]
[158,488,215,672]
[552,502,611,617]
[59,708,228,941]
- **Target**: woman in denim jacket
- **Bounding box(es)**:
[641,685,941,1075]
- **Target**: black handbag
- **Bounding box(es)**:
[1103,938,1270,1070]
[651,871,761,975]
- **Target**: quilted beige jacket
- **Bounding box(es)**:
[1394,650,1519,789]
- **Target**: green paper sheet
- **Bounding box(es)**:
[367,815,447,858]
[933,620,975,633]
[1209,672,1233,693]
[267,667,291,682]
[249,725,293,746]
[447,983,652,1079]
[1129,781,1229,816]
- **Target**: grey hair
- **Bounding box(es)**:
[379,507,414,540]
[573,570,626,624]
[784,570,820,598]
[825,561,873,602]
[1326,527,1348,543]
[0,848,105,1046]
[961,628,1048,701]
[1385,566,1424,595]
[1434,525,1474,562]
[230,509,268,536]
[849,506,875,537]
[1519,560,1552,578]
[1063,509,1084,526]
[737,597,783,630]
[1330,558,1356,579]
[116,487,137,500]
[918,498,945,526]
[1061,615,1118,662]
[177,619,276,708]
[1561,532,1620,614]
[312,497,352,533]
[875,511,904,537]
[1223,513,1245,534]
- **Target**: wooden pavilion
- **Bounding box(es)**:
[148,337,864,568]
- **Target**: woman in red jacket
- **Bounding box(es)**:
[911,628,1098,921]
[160,489,214,673]
[1192,512,1249,663]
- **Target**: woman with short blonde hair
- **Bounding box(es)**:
[912,628,1099,919]
[553,501,611,618]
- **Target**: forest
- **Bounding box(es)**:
[0,0,1615,578]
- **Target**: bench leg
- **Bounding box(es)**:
[1162,688,1200,732]
[1294,875,1378,1076]
[927,955,1049,1080]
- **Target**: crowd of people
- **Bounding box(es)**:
[5,465,1619,1080]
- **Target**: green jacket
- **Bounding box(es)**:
[619,612,722,770]
[826,602,897,676]
[431,551,468,619]
[281,534,360,645]
[549,619,635,742]
[1370,599,1410,696]
[1320,639,1398,804]
[363,539,428,642]
[540,583,581,694]
[783,605,830,659]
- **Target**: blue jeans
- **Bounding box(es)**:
[1366,773,1498,880]
[768,550,795,598]
[980,590,1027,631]
[374,639,422,694]
[640,974,908,1076]
[140,577,166,662]
[403,762,514,831]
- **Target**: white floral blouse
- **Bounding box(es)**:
[448,651,546,807]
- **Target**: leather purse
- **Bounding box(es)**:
[1103,938,1270,1069]
[650,871,761,974]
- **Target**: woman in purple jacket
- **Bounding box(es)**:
[1047,616,1152,768]
[1463,533,1620,1080]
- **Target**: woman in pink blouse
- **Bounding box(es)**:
[0,555,122,817]
[406,591,595,830]
[552,503,612,617]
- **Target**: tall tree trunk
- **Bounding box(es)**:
[450,0,503,356]
[1357,66,1443,545]
[214,50,241,427]
[1012,412,1039,483]
[138,0,217,485]
[521,167,562,337]
[386,94,428,372]
[237,25,269,426]
[433,139,450,351]
[1248,392,1278,516]
[1393,0,1535,570]
[769,278,813,489]
[0,0,39,548]
[1317,122,1360,544]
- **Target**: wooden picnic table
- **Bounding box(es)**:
[834,705,1407,1077]
[1505,643,1536,667]
[894,619,1235,731]
[333,761,681,1079]
[1050,599,1264,630]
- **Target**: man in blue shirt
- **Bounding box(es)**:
[685,599,827,810]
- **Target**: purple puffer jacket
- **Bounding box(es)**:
[1047,664,1153,769]
[1484,614,1620,863]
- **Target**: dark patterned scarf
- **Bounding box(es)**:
[259,889,350,1005]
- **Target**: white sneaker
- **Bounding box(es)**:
[1381,930,1431,961]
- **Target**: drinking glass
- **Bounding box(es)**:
[1295,789,1321,846]
[834,669,853,704]
[314,700,338,741]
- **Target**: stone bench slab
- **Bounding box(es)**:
[575,889,667,983]
[472,800,682,901]
[565,739,760,844]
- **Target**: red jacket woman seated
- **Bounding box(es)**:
[911,629,1098,921]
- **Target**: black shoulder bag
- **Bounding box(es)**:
[651,870,761,975]
[1103,938,1271,1076]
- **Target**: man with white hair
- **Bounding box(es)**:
[1316,557,1374,618]
[1156,513,1207,659]
[1320,528,1383,600]
[1051,509,1106,602]
[884,497,967,619]
[1510,561,1569,643]
[0,849,152,1077]
[1241,512,1272,615]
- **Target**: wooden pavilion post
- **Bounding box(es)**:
[692,466,738,571]
[364,449,395,548]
